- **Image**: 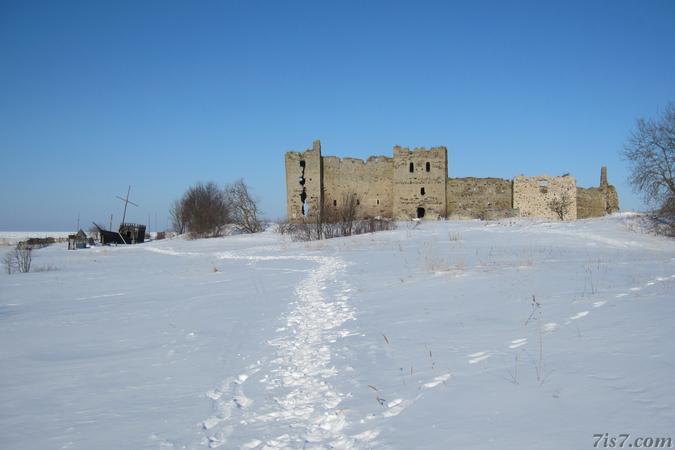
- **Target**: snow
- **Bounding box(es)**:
[1,215,674,449]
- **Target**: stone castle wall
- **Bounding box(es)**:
[446,177,513,218]
[322,155,394,219]
[285,141,618,222]
[513,175,578,220]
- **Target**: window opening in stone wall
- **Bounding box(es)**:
[356,199,360,205]
[421,187,425,195]
[298,160,306,186]
[409,162,414,172]
[417,207,425,218]
[333,199,337,207]
[377,199,380,205]
[300,190,307,216]
[426,162,430,172]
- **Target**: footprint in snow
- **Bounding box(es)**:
[570,311,589,320]
[508,338,527,349]
[382,398,408,417]
[543,322,559,333]
[423,373,451,388]
[352,429,380,443]
[468,351,491,364]
[242,439,262,449]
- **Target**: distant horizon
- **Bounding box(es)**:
[2,0,674,230]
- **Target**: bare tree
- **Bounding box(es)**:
[226,179,262,233]
[3,246,32,274]
[179,182,230,238]
[169,199,187,234]
[623,103,675,215]
[548,191,573,220]
[338,192,359,237]
[15,247,32,273]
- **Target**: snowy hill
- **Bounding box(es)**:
[1,215,674,450]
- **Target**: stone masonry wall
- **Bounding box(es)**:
[576,187,607,218]
[392,146,447,219]
[513,175,577,220]
[446,177,513,218]
[576,166,620,219]
[322,155,394,218]
[284,141,323,223]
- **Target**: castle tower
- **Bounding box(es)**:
[285,140,323,222]
[600,166,608,189]
[392,146,448,219]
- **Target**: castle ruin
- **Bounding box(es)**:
[285,140,619,222]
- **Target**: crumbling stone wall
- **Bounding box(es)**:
[322,155,394,218]
[392,146,447,219]
[576,167,620,218]
[576,187,606,218]
[606,186,619,213]
[285,141,323,222]
[513,175,577,220]
[446,177,514,218]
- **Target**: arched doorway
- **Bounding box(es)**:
[416,207,425,219]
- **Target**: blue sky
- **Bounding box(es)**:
[1,0,674,230]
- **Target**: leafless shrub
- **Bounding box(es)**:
[524,295,548,385]
[280,192,396,241]
[286,217,395,241]
[548,191,573,220]
[277,220,294,235]
[177,182,231,238]
[226,179,262,233]
[155,231,166,240]
[418,241,448,272]
[352,217,396,235]
[3,246,32,274]
[15,247,32,273]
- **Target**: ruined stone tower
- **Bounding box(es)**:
[284,140,323,222]
[392,146,447,219]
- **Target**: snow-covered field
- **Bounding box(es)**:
[1,215,674,450]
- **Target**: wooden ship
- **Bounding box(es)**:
[92,222,146,245]
[92,186,146,245]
